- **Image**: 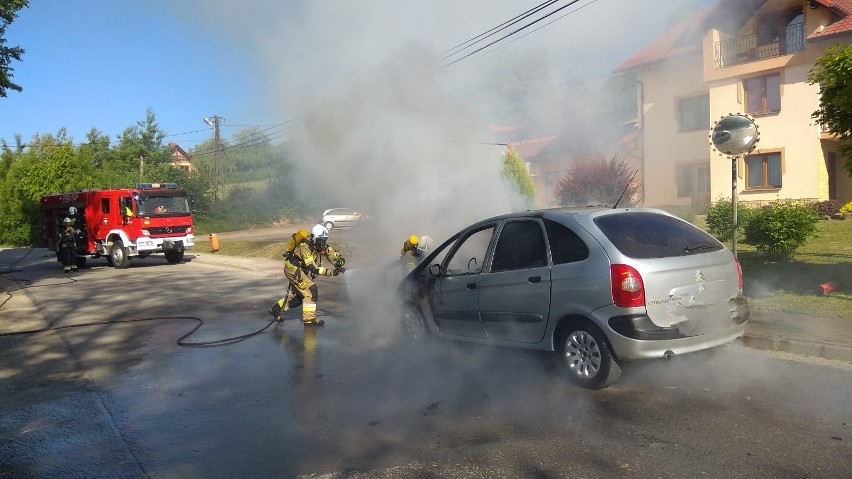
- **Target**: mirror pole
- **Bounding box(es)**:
[731,156,738,258]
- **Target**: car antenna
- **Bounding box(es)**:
[612,169,639,209]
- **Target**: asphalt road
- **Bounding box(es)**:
[1,248,850,478]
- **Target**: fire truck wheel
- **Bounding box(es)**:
[165,250,184,264]
[110,240,131,269]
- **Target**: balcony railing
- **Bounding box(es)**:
[714,23,804,68]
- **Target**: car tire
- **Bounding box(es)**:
[401,305,429,341]
[110,239,131,269]
[557,322,621,389]
[323,221,334,231]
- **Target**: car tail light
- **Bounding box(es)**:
[734,256,743,291]
[611,264,645,308]
[186,226,192,234]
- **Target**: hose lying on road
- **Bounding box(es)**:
[1,248,312,346]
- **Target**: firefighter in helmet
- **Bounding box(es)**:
[400,235,420,271]
[58,217,78,273]
[400,235,433,271]
[268,224,346,326]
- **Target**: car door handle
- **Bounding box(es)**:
[528,276,541,283]
[466,283,477,290]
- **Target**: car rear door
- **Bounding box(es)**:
[478,219,551,343]
[429,225,495,338]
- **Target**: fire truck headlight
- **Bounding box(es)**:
[141,229,150,236]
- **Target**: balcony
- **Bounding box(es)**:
[713,23,804,68]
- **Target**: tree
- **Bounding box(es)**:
[0,0,28,97]
[502,145,536,206]
[808,44,852,176]
[554,154,639,207]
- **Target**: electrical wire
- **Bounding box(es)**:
[440,0,585,69]
[439,0,563,60]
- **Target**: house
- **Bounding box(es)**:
[168,142,193,172]
[614,0,852,214]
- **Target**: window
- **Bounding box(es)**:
[677,164,710,196]
[101,198,110,214]
[595,212,723,259]
[444,226,494,275]
[544,219,589,264]
[491,221,547,272]
[678,95,710,132]
[746,153,782,189]
[744,74,781,115]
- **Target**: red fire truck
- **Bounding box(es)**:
[40,183,196,269]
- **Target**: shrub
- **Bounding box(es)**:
[743,201,819,261]
[554,154,639,207]
[811,199,842,217]
[839,201,852,215]
[704,198,757,242]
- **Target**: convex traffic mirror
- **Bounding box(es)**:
[710,114,759,157]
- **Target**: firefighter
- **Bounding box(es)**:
[400,235,421,271]
[67,206,86,253]
[268,224,346,326]
[58,217,78,273]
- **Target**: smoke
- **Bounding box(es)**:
[159,0,733,347]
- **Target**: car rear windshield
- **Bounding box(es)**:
[594,212,723,259]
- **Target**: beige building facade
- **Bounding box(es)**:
[616,0,852,213]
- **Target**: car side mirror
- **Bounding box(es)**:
[429,263,442,277]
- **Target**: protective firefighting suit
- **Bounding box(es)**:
[268,225,345,326]
[400,235,421,272]
[58,220,78,273]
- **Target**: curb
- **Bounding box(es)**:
[741,333,852,362]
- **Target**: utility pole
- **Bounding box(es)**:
[204,115,225,200]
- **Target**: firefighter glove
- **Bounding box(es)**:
[331,268,341,276]
[335,257,345,268]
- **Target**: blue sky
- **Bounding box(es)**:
[1,0,714,151]
[0,1,280,149]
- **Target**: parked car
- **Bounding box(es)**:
[397,207,749,389]
[320,208,366,230]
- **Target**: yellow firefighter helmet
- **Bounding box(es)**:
[293,229,309,244]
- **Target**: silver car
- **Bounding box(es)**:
[398,207,749,389]
[320,208,365,230]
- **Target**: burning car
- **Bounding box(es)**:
[397,207,749,389]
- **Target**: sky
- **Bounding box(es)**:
[1,0,714,150]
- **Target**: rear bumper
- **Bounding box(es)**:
[606,321,747,361]
[596,297,749,361]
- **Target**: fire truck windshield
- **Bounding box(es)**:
[136,194,191,216]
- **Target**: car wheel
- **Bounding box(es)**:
[323,221,334,231]
[558,323,621,389]
[110,239,131,269]
[164,250,184,264]
[401,305,429,341]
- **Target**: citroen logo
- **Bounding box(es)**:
[695,270,706,283]
[165,226,172,233]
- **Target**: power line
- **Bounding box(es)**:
[439,0,563,60]
[441,0,586,69]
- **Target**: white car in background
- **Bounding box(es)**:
[320,208,366,230]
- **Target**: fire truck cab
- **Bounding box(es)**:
[40,183,195,269]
